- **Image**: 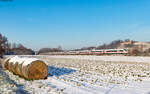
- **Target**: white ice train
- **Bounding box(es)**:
[90,49,128,54]
[67,49,128,55]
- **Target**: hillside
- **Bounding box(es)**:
[73,40,150,56]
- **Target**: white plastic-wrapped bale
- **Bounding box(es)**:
[4,56,48,80]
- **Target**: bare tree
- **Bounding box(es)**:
[17,43,25,49]
[0,33,8,57]
[12,43,17,49]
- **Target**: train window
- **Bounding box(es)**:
[106,50,117,52]
[124,49,127,51]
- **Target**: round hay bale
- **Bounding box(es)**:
[3,56,14,70]
[8,56,19,72]
[4,56,48,80]
[17,62,24,77]
[4,58,10,70]
[15,58,25,76]
[11,61,17,73]
[22,59,48,80]
[8,61,13,71]
[12,62,19,75]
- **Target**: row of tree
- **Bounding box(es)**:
[0,33,35,57]
[0,33,64,56]
[73,39,134,51]
[38,46,62,54]
[97,39,135,49]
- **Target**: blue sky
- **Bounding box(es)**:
[0,0,150,50]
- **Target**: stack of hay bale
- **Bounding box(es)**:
[2,56,48,80]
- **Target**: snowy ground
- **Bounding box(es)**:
[1,55,150,94]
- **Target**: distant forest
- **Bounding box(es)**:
[73,39,135,51]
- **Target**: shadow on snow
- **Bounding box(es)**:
[47,66,76,77]
[0,68,30,94]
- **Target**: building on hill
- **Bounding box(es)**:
[120,40,132,45]
[119,40,134,49]
[119,41,150,55]
[133,42,150,52]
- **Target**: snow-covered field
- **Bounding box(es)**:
[1,55,150,94]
